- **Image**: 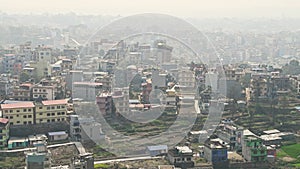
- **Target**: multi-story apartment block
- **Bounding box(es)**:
[204,138,228,167]
[112,87,129,115]
[242,130,267,162]
[0,118,9,149]
[96,92,113,115]
[73,82,103,101]
[1,102,35,125]
[216,123,244,150]
[35,99,69,124]
[32,85,54,101]
[10,83,33,101]
[177,68,195,88]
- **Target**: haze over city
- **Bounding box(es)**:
[1,0,300,18]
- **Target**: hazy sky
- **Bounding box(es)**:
[1,0,300,18]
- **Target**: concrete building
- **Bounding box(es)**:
[70,115,81,141]
[1,102,35,125]
[72,82,103,101]
[168,146,194,169]
[35,99,69,124]
[177,68,195,88]
[25,139,51,169]
[47,131,68,141]
[8,137,28,149]
[152,70,166,89]
[204,138,228,168]
[242,130,267,162]
[205,72,218,92]
[32,85,55,101]
[216,123,244,150]
[0,118,9,149]
[10,83,33,101]
[146,145,168,156]
[70,153,94,169]
[96,92,113,115]
[112,87,129,115]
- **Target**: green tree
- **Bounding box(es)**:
[19,72,30,83]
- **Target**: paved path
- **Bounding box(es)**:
[94,156,163,164]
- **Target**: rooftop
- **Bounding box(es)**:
[175,146,192,154]
[147,145,168,151]
[1,102,35,109]
[48,131,67,136]
[0,118,9,124]
[42,99,68,106]
[263,129,280,135]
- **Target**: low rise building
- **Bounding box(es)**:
[47,131,68,141]
[146,145,168,156]
[25,139,51,169]
[168,146,194,169]
[8,137,28,149]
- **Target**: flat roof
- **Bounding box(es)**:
[147,145,168,151]
[175,146,192,153]
[263,129,280,135]
[48,131,67,136]
[1,102,35,109]
[8,137,28,143]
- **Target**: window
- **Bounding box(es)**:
[57,106,61,109]
[51,113,55,116]
[51,106,55,109]
[34,89,37,92]
[47,107,50,110]
[10,122,13,125]
[23,121,27,124]
[57,119,60,121]
[39,107,42,109]
[28,115,32,118]
[5,110,8,113]
[43,89,46,92]
[23,115,27,118]
[10,116,13,119]
[23,109,27,112]
[51,119,55,122]
[62,118,65,121]
[28,109,31,112]
[62,112,65,115]
[62,106,65,109]
[16,110,20,113]
[17,121,20,123]
[9,110,13,113]
[28,121,32,124]
[57,112,61,115]
[39,113,42,115]
[47,119,50,122]
[47,113,50,116]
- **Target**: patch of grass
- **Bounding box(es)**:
[293,163,300,167]
[94,163,111,169]
[281,143,300,159]
[276,149,289,158]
